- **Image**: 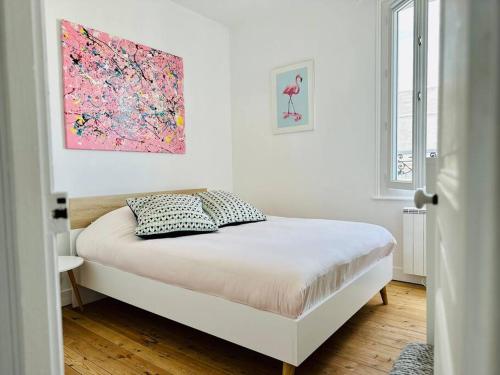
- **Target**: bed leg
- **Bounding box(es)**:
[282,362,295,375]
[67,270,84,312]
[380,286,389,305]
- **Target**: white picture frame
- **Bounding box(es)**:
[271,60,315,134]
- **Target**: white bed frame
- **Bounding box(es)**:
[69,189,393,374]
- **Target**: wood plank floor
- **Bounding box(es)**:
[63,281,426,375]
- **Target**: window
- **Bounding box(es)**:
[426,0,440,160]
[393,1,414,183]
[379,0,440,194]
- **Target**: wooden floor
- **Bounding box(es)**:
[63,281,426,375]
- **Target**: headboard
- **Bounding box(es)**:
[69,188,207,229]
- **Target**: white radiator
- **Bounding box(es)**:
[403,207,427,276]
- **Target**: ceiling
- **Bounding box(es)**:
[170,0,313,28]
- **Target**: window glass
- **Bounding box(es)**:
[394,2,414,182]
[426,0,440,158]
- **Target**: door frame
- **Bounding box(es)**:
[0,0,63,373]
[0,38,22,375]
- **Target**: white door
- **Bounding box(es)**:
[0,0,65,373]
[417,0,500,374]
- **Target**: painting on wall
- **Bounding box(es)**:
[61,20,185,153]
[271,60,314,134]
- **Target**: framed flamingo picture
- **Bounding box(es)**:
[271,60,314,134]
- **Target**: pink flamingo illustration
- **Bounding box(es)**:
[282,74,303,121]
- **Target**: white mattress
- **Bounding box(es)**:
[76,206,396,318]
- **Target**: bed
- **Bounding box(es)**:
[70,188,395,375]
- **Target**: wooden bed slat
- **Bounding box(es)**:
[69,188,207,229]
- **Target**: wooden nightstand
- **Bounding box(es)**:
[58,256,84,311]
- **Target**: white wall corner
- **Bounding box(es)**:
[393,266,426,286]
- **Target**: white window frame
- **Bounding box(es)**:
[375,0,431,199]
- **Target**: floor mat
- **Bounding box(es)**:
[390,343,433,374]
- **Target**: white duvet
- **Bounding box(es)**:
[76,206,396,318]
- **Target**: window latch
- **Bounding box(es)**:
[417,91,422,101]
[418,35,422,46]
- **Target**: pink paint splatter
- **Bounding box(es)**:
[61,20,185,153]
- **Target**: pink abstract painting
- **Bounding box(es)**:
[61,20,185,153]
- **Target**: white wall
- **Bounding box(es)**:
[230,0,418,282]
[44,0,233,198]
[44,0,421,282]
[44,0,233,301]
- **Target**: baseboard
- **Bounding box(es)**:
[393,266,426,286]
[61,288,73,307]
[60,286,106,307]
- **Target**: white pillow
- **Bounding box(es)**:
[127,194,217,238]
[197,191,266,227]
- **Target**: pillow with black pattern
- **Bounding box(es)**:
[126,194,218,238]
[197,191,266,227]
